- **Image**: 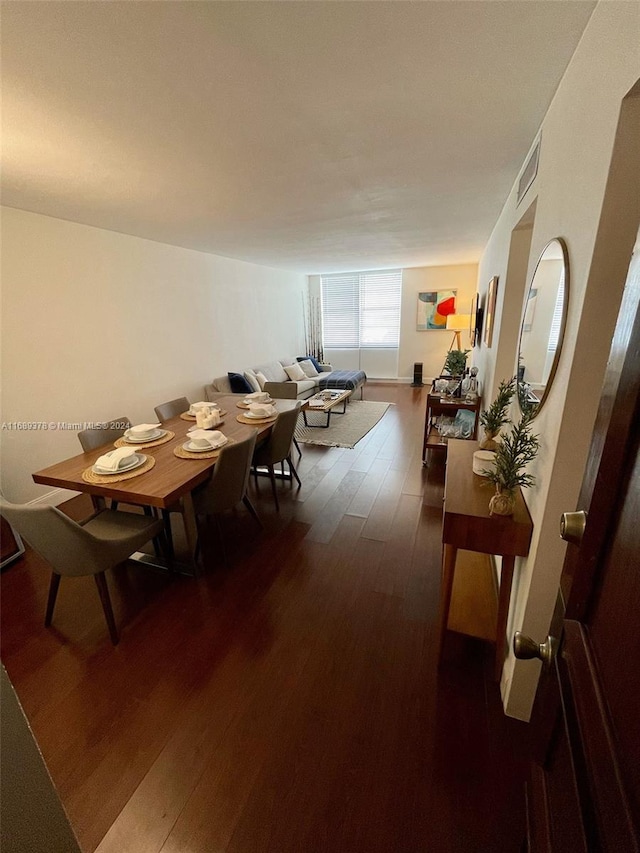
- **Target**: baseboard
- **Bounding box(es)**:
[370,377,434,386]
[28,488,79,507]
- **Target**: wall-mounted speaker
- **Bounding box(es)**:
[411,362,424,387]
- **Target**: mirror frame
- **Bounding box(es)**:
[517,237,570,418]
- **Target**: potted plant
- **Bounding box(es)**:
[443,349,470,378]
[486,411,539,516]
[479,377,516,450]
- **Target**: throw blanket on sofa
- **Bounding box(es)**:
[318,370,367,392]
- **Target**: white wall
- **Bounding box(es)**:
[399,264,478,383]
[0,208,307,503]
[322,347,399,379]
[475,1,640,720]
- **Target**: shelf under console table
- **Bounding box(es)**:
[438,439,533,680]
[422,384,481,464]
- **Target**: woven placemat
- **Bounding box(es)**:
[180,409,227,421]
[82,455,156,485]
[114,430,175,449]
[174,436,235,460]
[236,413,278,425]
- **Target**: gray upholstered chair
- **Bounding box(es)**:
[77,416,131,452]
[192,432,261,564]
[0,498,165,645]
[154,397,190,422]
[251,403,302,511]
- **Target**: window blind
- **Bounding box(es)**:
[321,269,402,349]
[547,271,565,352]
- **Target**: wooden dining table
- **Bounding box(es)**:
[32,395,300,572]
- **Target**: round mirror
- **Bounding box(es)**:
[517,237,569,418]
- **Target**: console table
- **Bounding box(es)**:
[422,384,481,464]
[438,439,533,680]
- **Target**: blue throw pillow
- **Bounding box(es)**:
[297,355,323,373]
[227,371,253,394]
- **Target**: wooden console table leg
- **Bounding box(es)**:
[494,555,516,681]
[438,544,458,662]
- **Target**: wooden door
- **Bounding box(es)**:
[523,241,640,850]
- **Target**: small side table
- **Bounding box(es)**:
[438,440,533,680]
[422,385,481,464]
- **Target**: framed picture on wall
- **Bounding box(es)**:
[469,292,483,347]
[416,290,457,331]
[484,277,499,347]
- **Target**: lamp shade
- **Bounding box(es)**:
[446,313,471,331]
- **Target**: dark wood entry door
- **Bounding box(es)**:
[522,240,640,851]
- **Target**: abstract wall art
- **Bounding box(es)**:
[416,290,456,331]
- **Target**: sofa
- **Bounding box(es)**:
[204,358,335,402]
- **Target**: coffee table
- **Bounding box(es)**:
[302,389,352,428]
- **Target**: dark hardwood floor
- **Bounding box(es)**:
[1,385,530,852]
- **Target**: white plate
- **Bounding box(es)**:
[243,398,273,406]
[244,410,276,419]
[124,428,164,443]
[184,439,227,453]
[93,453,146,475]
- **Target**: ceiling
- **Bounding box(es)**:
[1,1,596,274]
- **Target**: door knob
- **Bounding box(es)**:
[513,631,558,667]
[560,510,587,545]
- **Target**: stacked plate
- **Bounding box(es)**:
[92,451,146,475]
[243,393,273,406]
[188,401,218,416]
[184,428,228,452]
[245,403,277,419]
[124,426,165,443]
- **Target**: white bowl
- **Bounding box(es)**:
[190,438,211,448]
[473,450,497,478]
[126,429,153,440]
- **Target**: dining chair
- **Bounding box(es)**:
[77,416,131,452]
[192,432,261,565]
[154,397,190,422]
[0,497,165,645]
[251,403,302,511]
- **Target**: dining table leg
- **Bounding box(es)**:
[180,492,200,573]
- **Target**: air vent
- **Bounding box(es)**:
[517,137,541,206]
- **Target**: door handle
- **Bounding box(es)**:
[560,510,587,545]
[513,631,558,667]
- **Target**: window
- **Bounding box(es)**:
[547,270,565,352]
[321,269,402,349]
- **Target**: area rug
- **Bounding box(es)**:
[295,400,392,449]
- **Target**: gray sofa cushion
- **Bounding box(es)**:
[253,360,288,383]
[292,378,316,395]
